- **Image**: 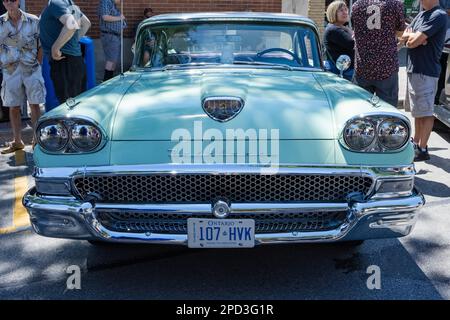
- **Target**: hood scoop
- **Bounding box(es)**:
[202,97,245,122]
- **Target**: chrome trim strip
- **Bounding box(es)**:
[33,164,416,179]
[95,202,350,214]
[371,191,414,200]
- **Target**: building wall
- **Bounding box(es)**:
[25,0,283,39]
[308,0,326,36]
[282,0,308,16]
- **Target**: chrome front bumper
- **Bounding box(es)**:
[22,164,425,245]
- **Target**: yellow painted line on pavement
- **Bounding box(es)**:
[0,226,17,234]
[15,149,26,166]
[0,175,30,234]
[12,175,30,228]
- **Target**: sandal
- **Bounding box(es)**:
[1,142,25,154]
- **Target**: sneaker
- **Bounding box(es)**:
[414,146,430,162]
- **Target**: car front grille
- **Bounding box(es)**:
[96,210,349,234]
[73,174,373,203]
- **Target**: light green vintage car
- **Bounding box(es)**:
[23,12,424,248]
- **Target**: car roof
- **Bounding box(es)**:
[139,12,318,30]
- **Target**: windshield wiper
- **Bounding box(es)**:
[232,61,294,71]
[161,63,222,71]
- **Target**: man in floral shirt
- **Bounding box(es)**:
[351,0,406,107]
[0,0,45,154]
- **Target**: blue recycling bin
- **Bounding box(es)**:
[42,36,97,112]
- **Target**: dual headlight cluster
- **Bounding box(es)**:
[342,115,410,152]
[37,118,103,153]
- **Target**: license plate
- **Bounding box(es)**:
[187,218,255,248]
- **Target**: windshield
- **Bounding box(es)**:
[133,22,321,70]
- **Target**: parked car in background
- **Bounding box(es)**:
[23,13,424,248]
[435,37,450,128]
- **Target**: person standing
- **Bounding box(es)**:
[0,1,9,123]
[0,0,45,154]
[351,0,406,107]
[435,0,450,104]
[323,0,355,81]
[401,0,447,161]
[98,0,127,81]
[143,7,154,19]
[39,0,91,104]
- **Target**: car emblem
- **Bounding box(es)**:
[368,93,381,107]
[202,97,244,122]
[212,200,230,219]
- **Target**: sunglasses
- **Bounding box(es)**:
[4,0,18,3]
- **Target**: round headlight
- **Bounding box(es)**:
[71,124,102,151]
[378,119,409,150]
[343,119,376,150]
[37,122,69,152]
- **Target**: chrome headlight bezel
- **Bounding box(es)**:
[377,118,410,150]
[340,113,411,153]
[71,123,103,152]
[342,118,376,151]
[36,117,107,154]
[36,121,69,152]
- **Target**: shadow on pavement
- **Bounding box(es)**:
[0,232,444,300]
[415,176,450,198]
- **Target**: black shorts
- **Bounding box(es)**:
[50,54,86,104]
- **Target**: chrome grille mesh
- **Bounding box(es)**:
[74,174,373,203]
[97,210,349,234]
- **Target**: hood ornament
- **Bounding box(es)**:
[66,97,79,109]
[202,97,244,122]
[368,93,381,107]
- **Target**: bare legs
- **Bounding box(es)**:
[29,104,41,143]
[8,104,41,145]
[413,116,434,149]
[9,106,22,145]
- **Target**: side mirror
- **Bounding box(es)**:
[336,55,351,78]
[131,43,136,55]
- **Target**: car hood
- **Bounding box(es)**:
[39,73,142,138]
[35,70,414,168]
[111,68,334,140]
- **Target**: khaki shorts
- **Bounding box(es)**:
[407,73,438,118]
[1,66,46,107]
